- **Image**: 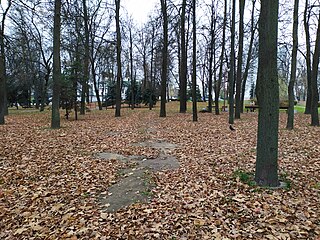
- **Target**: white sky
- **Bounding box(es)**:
[122,0,158,24]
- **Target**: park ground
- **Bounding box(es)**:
[0,102,319,239]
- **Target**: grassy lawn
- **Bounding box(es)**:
[294,105,306,113]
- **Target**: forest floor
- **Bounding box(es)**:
[0,102,319,239]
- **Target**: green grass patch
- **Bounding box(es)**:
[312,182,320,189]
[141,189,153,197]
[233,170,292,190]
[233,169,256,186]
[294,105,305,113]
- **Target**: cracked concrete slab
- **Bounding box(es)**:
[97,140,179,212]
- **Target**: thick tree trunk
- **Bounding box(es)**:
[115,0,122,117]
[286,0,299,130]
[179,0,187,113]
[160,0,168,118]
[255,0,280,187]
[51,0,62,129]
[192,0,197,122]
[235,0,245,119]
[228,0,236,124]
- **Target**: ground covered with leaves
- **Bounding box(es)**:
[0,103,319,239]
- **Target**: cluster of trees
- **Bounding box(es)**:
[0,0,320,186]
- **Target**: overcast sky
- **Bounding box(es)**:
[122,0,158,25]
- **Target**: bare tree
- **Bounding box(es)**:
[228,0,236,124]
[51,0,62,129]
[115,0,122,117]
[241,0,257,111]
[179,0,187,113]
[160,0,168,118]
[80,0,90,115]
[192,0,197,121]
[235,0,245,119]
[207,0,216,113]
[310,8,320,126]
[255,0,280,187]
[286,0,299,129]
[214,0,227,115]
[304,0,312,114]
[0,0,11,124]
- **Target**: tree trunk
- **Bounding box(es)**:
[241,0,257,111]
[201,61,206,102]
[0,32,5,124]
[51,0,62,129]
[179,0,187,113]
[0,27,5,124]
[115,0,122,117]
[304,0,312,114]
[286,0,299,130]
[92,62,102,110]
[228,0,236,124]
[160,0,168,118]
[207,2,215,113]
[310,11,320,126]
[40,69,50,112]
[255,0,280,187]
[235,0,245,119]
[214,0,227,115]
[130,28,135,110]
[81,0,90,115]
[0,1,11,124]
[192,0,197,122]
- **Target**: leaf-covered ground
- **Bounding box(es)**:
[0,103,319,239]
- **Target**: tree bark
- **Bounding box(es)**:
[130,28,135,109]
[304,0,312,114]
[80,0,90,115]
[228,0,236,124]
[179,0,187,113]
[241,0,256,111]
[214,0,227,115]
[310,10,320,126]
[255,0,280,187]
[91,61,102,110]
[160,0,168,118]
[235,0,245,119]
[192,0,197,122]
[149,24,155,110]
[286,0,299,130]
[51,0,62,129]
[115,0,122,117]
[40,68,50,112]
[0,0,11,124]
[207,2,215,113]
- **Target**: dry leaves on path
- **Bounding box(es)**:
[0,104,319,239]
